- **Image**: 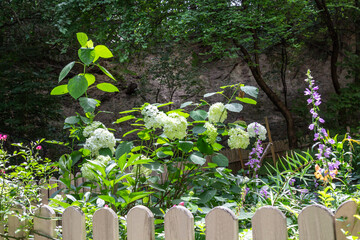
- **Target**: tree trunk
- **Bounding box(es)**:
[237,44,298,148]
[355,0,360,83]
[314,0,341,94]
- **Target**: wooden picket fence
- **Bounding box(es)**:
[2,200,360,239]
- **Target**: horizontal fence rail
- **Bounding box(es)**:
[1,200,360,239]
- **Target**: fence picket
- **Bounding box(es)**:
[34,205,56,240]
[0,214,4,240]
[165,206,194,240]
[252,206,287,240]
[49,177,57,199]
[298,204,335,240]
[335,200,358,240]
[127,205,155,240]
[75,172,84,193]
[8,205,27,238]
[62,206,86,240]
[205,206,238,240]
[93,207,119,240]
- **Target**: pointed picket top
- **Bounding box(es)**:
[62,206,86,240]
[127,205,155,240]
[298,204,335,240]
[165,205,195,240]
[205,206,238,240]
[252,206,287,240]
[34,205,56,240]
[8,205,27,238]
[93,207,119,240]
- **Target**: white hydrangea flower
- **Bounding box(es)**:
[142,104,166,129]
[228,127,250,149]
[81,155,112,181]
[208,102,227,123]
[247,122,267,140]
[162,113,188,140]
[83,121,106,137]
[84,128,116,156]
[132,156,152,177]
[204,122,217,144]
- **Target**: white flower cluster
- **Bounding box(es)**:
[228,128,250,149]
[141,105,166,129]
[84,128,116,156]
[247,122,267,140]
[163,113,188,140]
[83,121,106,138]
[208,102,227,124]
[204,122,217,144]
[81,155,111,181]
[141,104,188,140]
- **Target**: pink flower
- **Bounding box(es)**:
[179,202,185,206]
[36,145,42,150]
[105,205,109,208]
[0,134,7,141]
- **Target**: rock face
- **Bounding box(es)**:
[59,50,352,144]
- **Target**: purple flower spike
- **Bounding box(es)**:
[309,124,315,130]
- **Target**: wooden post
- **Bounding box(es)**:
[165,206,194,240]
[252,206,287,240]
[49,177,57,199]
[298,205,335,240]
[93,207,119,240]
[127,205,155,240]
[265,117,276,165]
[205,206,238,240]
[62,206,86,240]
[238,149,245,171]
[34,205,56,240]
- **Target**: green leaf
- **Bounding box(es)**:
[83,73,96,86]
[225,103,243,113]
[115,115,135,124]
[138,130,151,140]
[79,97,99,113]
[98,195,116,205]
[236,97,257,105]
[115,141,134,159]
[129,192,153,203]
[190,110,208,121]
[97,64,116,81]
[198,190,217,203]
[96,83,119,92]
[189,152,206,165]
[51,85,68,95]
[95,45,113,58]
[197,137,213,155]
[59,61,75,83]
[99,148,112,157]
[204,92,217,98]
[70,151,82,166]
[180,101,193,108]
[76,32,88,47]
[65,116,79,124]
[119,109,138,114]
[123,129,140,137]
[212,153,229,167]
[67,75,88,99]
[179,141,193,153]
[192,125,206,134]
[78,48,95,65]
[241,86,259,98]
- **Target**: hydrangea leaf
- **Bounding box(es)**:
[67,75,88,99]
[189,152,206,165]
[115,141,134,159]
[240,86,259,98]
[79,97,99,113]
[197,137,214,155]
[190,110,208,121]
[76,32,88,47]
[58,61,75,83]
[212,153,229,167]
[236,97,257,105]
[179,141,194,153]
[225,103,243,113]
[78,48,95,65]
[51,85,68,95]
[198,190,217,203]
[96,83,119,92]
